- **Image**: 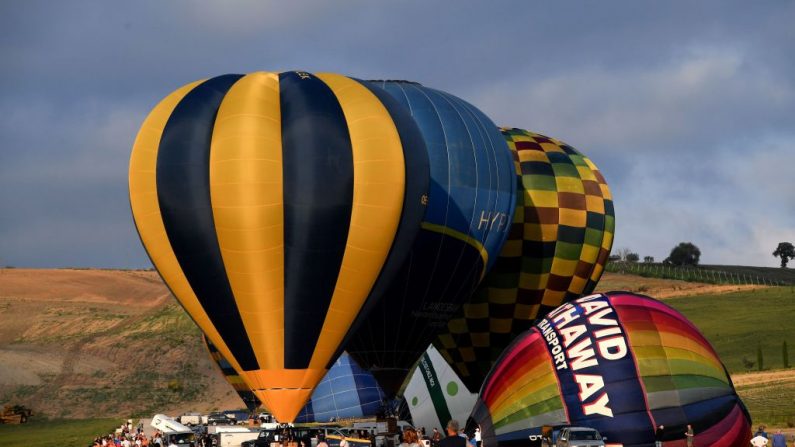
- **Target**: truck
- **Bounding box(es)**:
[542,426,605,447]
[151,413,197,447]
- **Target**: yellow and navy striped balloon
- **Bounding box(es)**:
[129,71,429,422]
[435,128,614,392]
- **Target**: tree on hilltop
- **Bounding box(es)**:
[664,242,701,266]
[773,242,794,268]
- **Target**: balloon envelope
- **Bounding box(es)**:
[470,292,751,447]
[339,81,517,396]
[403,345,477,433]
[436,128,614,392]
[296,353,386,423]
[129,71,430,421]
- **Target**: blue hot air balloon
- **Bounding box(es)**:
[339,80,517,396]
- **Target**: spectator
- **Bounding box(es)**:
[684,424,694,447]
[474,428,481,447]
[770,430,786,447]
[431,428,442,447]
[654,425,664,447]
[754,426,769,439]
[439,420,466,447]
[751,434,769,447]
[399,428,420,447]
[317,434,329,447]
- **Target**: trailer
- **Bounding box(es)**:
[215,427,260,447]
[151,414,197,447]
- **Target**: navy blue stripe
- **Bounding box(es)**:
[279,71,354,369]
[540,294,655,445]
[328,79,430,369]
[156,74,259,371]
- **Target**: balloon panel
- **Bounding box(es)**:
[471,292,751,447]
[403,345,478,432]
[436,128,615,393]
[130,71,430,421]
[339,81,516,396]
[297,353,385,423]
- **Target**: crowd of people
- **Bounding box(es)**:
[750,425,793,447]
[90,421,177,447]
[90,418,795,446]
[400,420,480,447]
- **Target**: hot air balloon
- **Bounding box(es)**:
[470,292,752,447]
[338,81,517,396]
[403,345,477,433]
[129,71,431,422]
[436,128,615,392]
[296,352,386,423]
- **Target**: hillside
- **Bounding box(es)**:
[1,269,793,427]
[0,268,242,419]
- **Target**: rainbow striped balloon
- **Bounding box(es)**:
[471,292,751,447]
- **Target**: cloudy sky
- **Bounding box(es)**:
[1,1,793,268]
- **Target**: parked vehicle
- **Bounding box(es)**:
[551,427,605,447]
[208,412,235,426]
[214,427,260,447]
[179,412,202,426]
[223,410,251,424]
[0,405,32,424]
[150,414,197,447]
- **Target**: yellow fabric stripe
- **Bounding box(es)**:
[420,222,489,277]
[309,73,406,368]
[129,80,243,373]
[210,72,285,371]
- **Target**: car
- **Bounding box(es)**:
[554,427,605,447]
[207,412,234,426]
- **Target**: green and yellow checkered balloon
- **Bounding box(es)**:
[434,128,615,392]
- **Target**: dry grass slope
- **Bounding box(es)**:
[0,268,243,419]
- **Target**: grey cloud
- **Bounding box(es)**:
[0,1,793,268]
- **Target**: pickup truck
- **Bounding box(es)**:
[545,427,605,447]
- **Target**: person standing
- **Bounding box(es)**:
[750,434,769,447]
[684,424,694,447]
[474,428,481,447]
[399,428,421,447]
[439,420,466,447]
[654,425,664,447]
[770,430,786,447]
[432,428,442,447]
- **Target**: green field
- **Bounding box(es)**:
[0,418,118,447]
[665,286,795,427]
[665,286,795,373]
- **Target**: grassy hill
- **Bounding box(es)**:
[0,268,244,419]
[597,273,795,427]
